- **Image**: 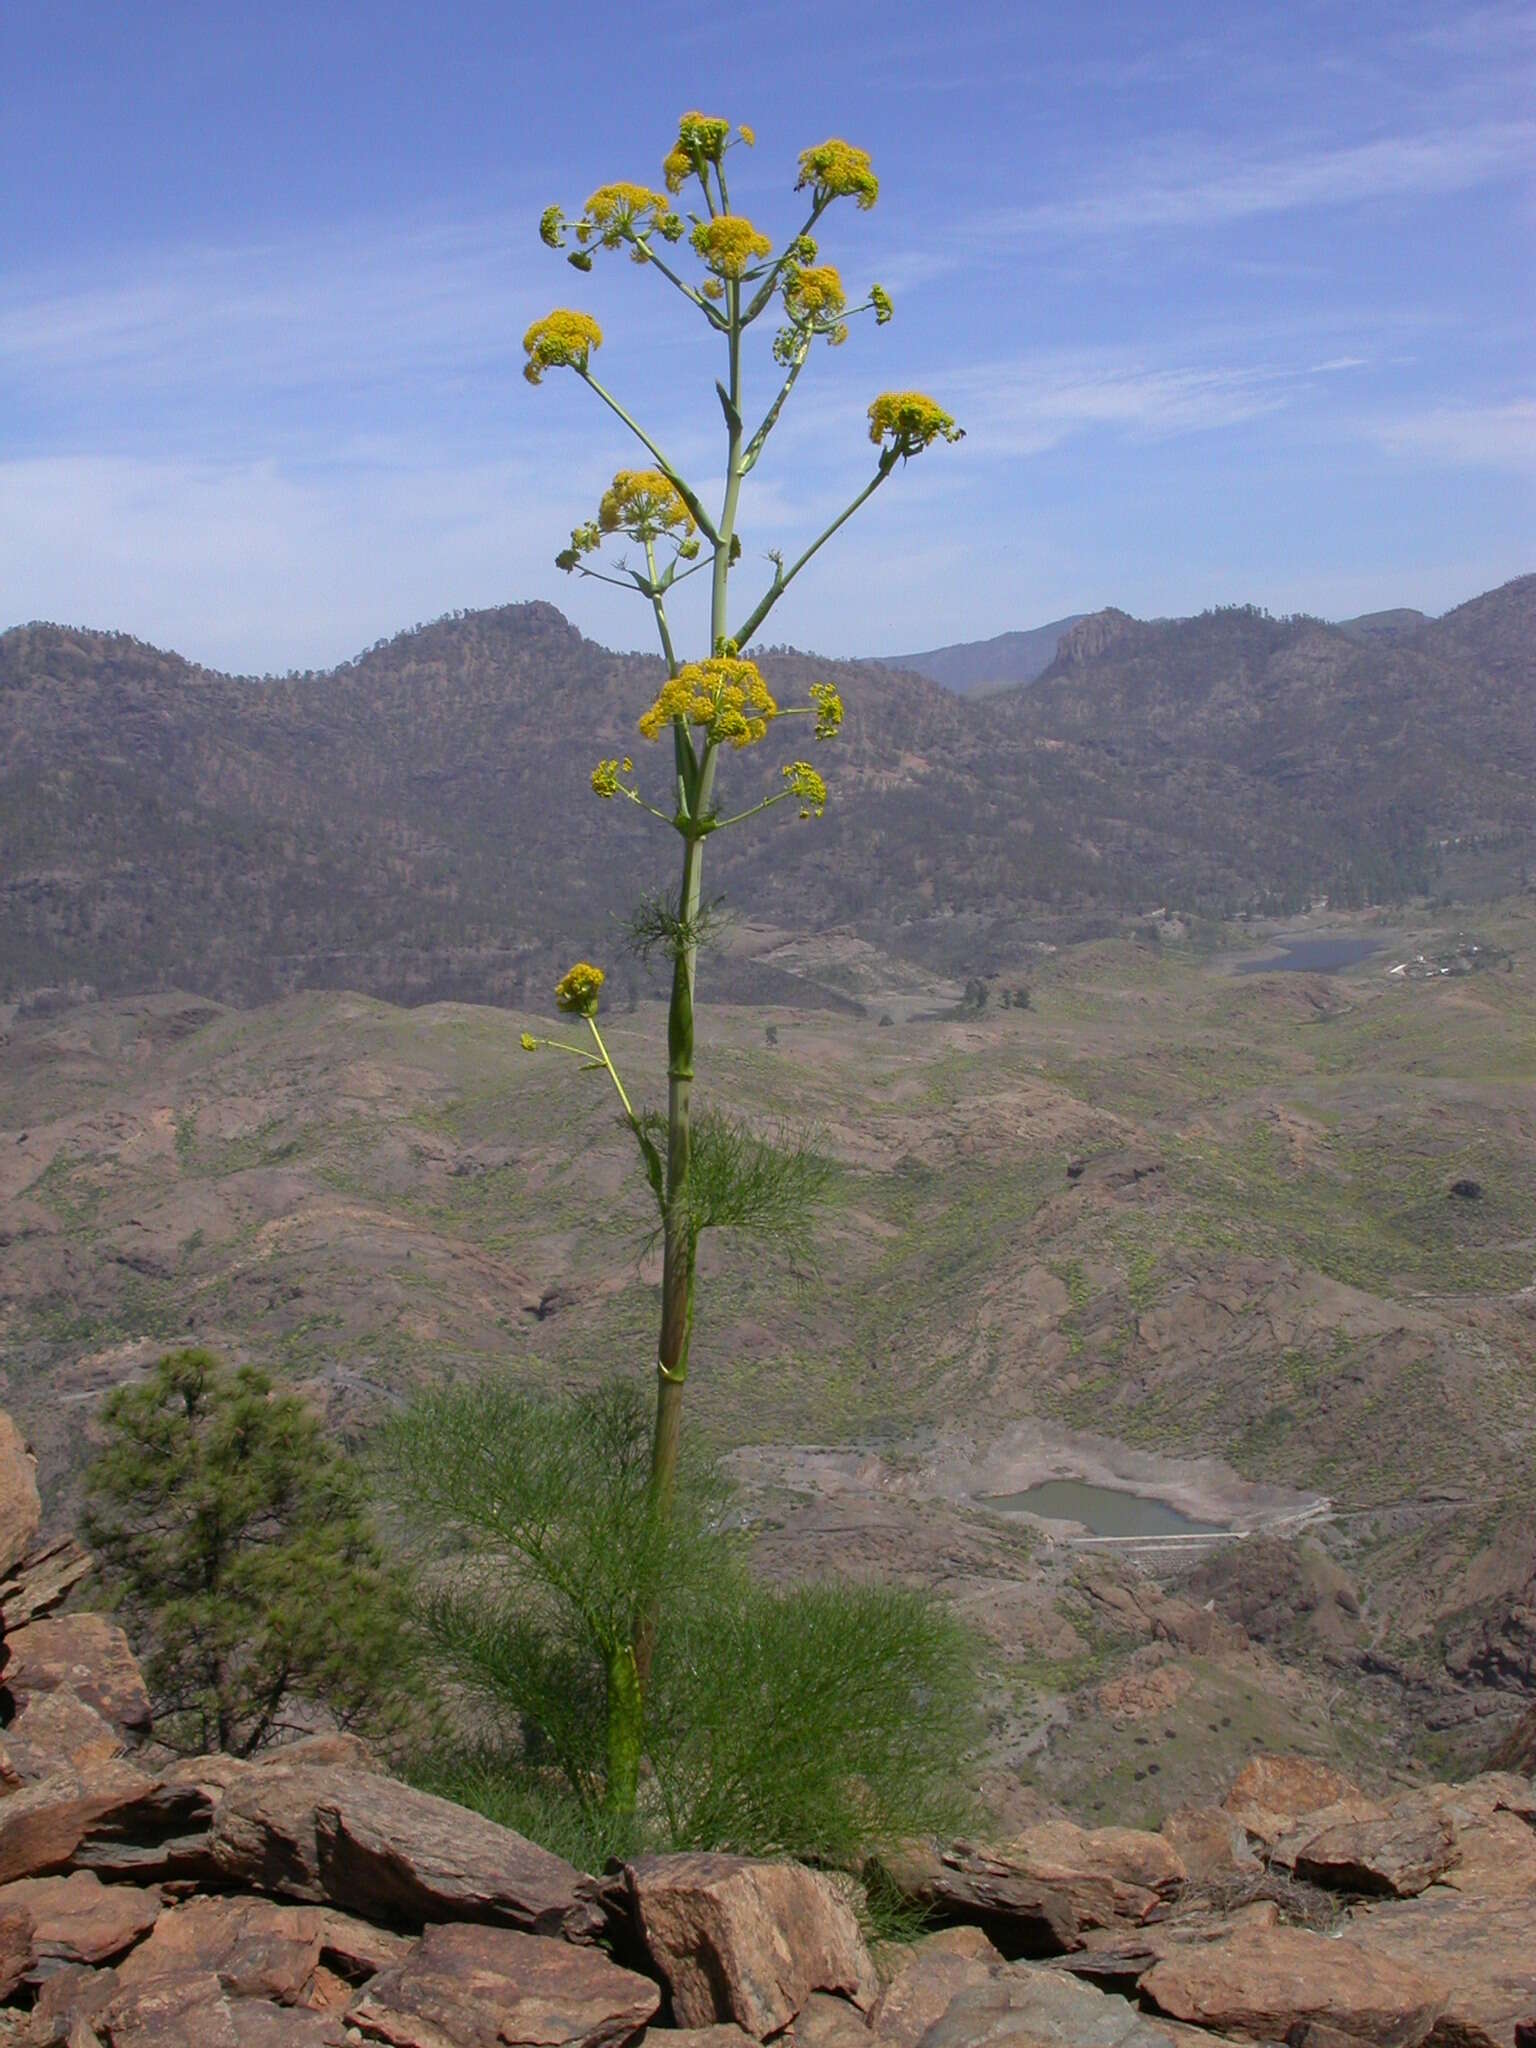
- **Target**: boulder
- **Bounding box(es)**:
[73,1756,248,1884]
[0,1870,160,1970]
[0,1897,33,2000]
[1158,1805,1260,1886]
[115,1896,329,2007]
[900,1959,1182,2048]
[1,1617,153,1740]
[1222,1755,1372,1848]
[2,1689,126,1782]
[1273,1798,1457,1898]
[782,1992,871,2047]
[211,1764,585,1935]
[31,1958,120,2036]
[1140,1922,1447,2045]
[0,1761,157,1885]
[868,1929,1006,2048]
[100,1966,355,2046]
[0,1414,41,1579]
[347,1921,660,2048]
[866,1842,1079,1957]
[624,1853,877,2037]
[1343,1804,1536,2048]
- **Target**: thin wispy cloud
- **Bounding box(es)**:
[1370,399,1536,470]
[996,122,1533,238]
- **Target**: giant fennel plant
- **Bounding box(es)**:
[511,115,963,1819]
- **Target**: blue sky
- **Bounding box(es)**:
[3,0,1531,672]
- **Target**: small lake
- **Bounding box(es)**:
[1235,936,1383,976]
[979,1478,1226,1538]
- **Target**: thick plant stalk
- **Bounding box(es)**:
[605,1642,643,1818]
[526,120,962,1801]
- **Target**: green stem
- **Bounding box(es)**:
[576,370,720,545]
[604,1641,643,1819]
[731,458,896,647]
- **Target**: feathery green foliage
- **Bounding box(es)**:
[384,1378,977,1858]
[83,1349,408,1757]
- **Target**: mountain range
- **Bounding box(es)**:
[2,575,1531,1010]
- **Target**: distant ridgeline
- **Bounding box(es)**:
[1,575,1532,1008]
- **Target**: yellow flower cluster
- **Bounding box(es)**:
[597,470,695,539]
[783,263,847,321]
[590,756,634,799]
[554,962,606,1016]
[691,216,773,278]
[584,183,673,233]
[796,139,879,209]
[638,657,778,749]
[809,681,844,740]
[522,310,603,384]
[867,390,965,452]
[782,761,828,818]
[520,1032,539,1052]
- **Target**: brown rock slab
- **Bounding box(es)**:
[0,1761,157,1885]
[782,1992,871,2047]
[0,1413,41,1579]
[867,1842,1079,1958]
[1346,1826,1536,2048]
[0,1536,92,1633]
[5,1689,127,1780]
[1158,1805,1259,1886]
[0,1871,160,1969]
[2,1617,153,1739]
[212,1764,585,1934]
[72,1756,244,1885]
[0,1898,33,2000]
[1276,1799,1457,1898]
[1140,1922,1447,2045]
[31,1958,120,2036]
[868,1935,1003,2048]
[114,1895,328,2006]
[627,1854,877,2037]
[347,1920,660,2048]
[902,1960,1181,2047]
[100,1966,353,2046]
[1222,1755,1370,1849]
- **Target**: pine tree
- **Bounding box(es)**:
[83,1349,406,1756]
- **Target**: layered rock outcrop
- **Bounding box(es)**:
[1,1405,1533,2048]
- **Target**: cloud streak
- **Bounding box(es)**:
[993,121,1533,239]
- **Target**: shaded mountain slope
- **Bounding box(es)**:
[2,577,1532,1007]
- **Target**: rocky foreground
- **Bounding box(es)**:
[2,1414,1533,2048]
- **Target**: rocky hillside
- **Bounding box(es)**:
[2,576,1532,1008]
[1,1412,1532,2048]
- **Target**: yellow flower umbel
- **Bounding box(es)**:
[523,310,603,384]
[867,391,965,456]
[591,756,635,800]
[663,110,752,194]
[781,761,827,818]
[598,471,694,543]
[638,656,778,749]
[809,682,844,740]
[554,962,606,1016]
[583,183,677,242]
[691,216,773,279]
[796,139,879,209]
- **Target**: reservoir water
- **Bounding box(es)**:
[980,1478,1225,1538]
[1235,936,1382,975]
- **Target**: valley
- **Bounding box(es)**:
[4,896,1532,1824]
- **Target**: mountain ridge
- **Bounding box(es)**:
[2,575,1532,1008]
